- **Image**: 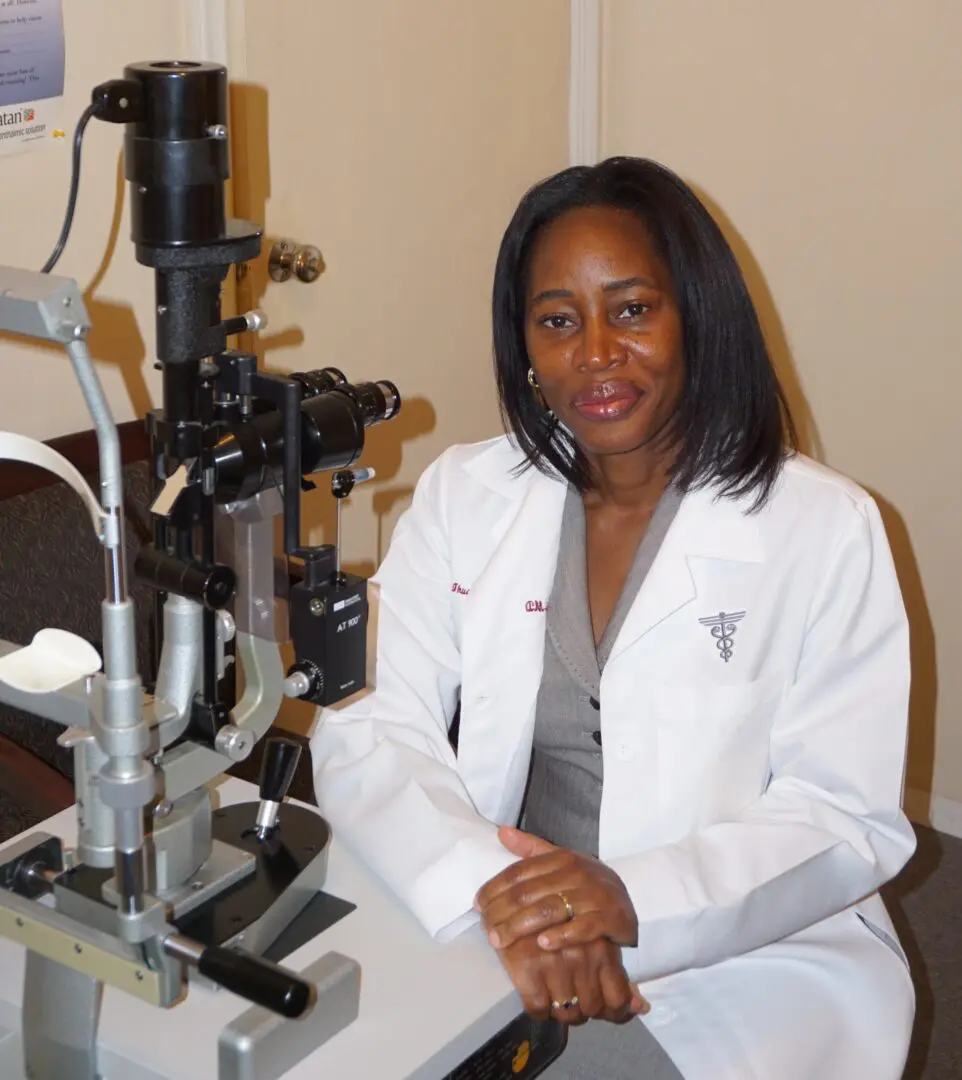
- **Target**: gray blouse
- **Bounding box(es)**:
[522,484,686,1080]
[522,483,682,855]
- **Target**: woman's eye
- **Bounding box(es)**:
[540,314,574,330]
[616,301,650,320]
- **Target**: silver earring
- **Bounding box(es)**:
[527,367,538,388]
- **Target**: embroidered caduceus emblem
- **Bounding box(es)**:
[698,611,746,663]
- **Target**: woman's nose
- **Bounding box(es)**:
[578,318,621,372]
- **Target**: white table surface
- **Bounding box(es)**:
[0,778,521,1080]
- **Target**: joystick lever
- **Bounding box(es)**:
[254,737,303,840]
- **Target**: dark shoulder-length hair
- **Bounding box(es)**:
[492,156,797,508]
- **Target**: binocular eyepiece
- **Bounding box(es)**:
[212,367,401,504]
[291,365,401,430]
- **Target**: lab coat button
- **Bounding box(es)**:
[617,743,634,761]
[648,1005,674,1026]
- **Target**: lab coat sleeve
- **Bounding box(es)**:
[309,449,516,940]
[610,496,917,983]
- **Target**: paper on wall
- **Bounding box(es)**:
[0,0,64,157]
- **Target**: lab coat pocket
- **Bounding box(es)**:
[653,678,779,832]
[654,680,756,722]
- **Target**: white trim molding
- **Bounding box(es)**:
[182,0,246,74]
[904,787,962,840]
[182,0,229,66]
[569,0,602,165]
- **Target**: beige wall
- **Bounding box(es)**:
[234,0,570,567]
[602,1,962,808]
[0,1,189,440]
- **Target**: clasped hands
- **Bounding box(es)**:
[474,826,648,1026]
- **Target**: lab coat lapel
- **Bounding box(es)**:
[458,465,567,821]
[607,485,765,662]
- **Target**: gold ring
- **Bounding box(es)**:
[551,996,580,1010]
[558,893,574,922]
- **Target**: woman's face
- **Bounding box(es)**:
[524,205,685,465]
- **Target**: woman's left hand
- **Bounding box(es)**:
[475,827,639,952]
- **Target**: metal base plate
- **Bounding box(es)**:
[161,841,257,921]
[101,840,256,921]
[172,801,346,948]
[54,803,355,960]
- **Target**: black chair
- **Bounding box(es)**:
[0,462,155,839]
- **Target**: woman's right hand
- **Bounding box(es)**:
[497,934,649,1025]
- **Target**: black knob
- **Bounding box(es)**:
[196,944,314,1019]
[134,549,236,610]
[259,737,302,805]
[287,659,323,700]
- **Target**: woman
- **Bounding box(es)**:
[310,157,916,1079]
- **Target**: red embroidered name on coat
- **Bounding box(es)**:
[525,600,549,613]
[451,582,470,596]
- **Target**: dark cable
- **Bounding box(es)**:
[40,102,100,274]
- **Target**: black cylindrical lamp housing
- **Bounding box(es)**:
[122,60,230,249]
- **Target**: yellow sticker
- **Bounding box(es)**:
[52,130,65,139]
[512,1039,531,1073]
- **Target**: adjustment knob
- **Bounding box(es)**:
[254,737,303,838]
[214,725,255,763]
[259,737,302,803]
[285,659,323,700]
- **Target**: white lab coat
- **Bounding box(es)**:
[310,435,917,1080]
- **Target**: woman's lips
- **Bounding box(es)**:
[570,380,644,421]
